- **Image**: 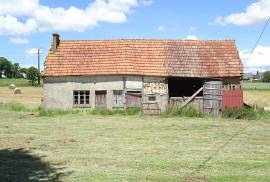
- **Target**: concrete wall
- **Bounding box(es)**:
[43,75,168,111]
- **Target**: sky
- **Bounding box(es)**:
[0,0,270,73]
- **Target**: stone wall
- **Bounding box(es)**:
[43,75,168,111]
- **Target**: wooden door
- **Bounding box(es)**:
[95,91,107,109]
[126,92,142,108]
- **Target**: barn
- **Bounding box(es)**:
[42,33,243,113]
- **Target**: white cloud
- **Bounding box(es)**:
[10,37,29,44]
[25,48,42,57]
[240,45,270,73]
[0,0,152,35]
[189,26,197,33]
[217,0,270,26]
[186,35,198,40]
[157,25,165,32]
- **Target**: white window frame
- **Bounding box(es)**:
[73,90,90,108]
[113,90,124,107]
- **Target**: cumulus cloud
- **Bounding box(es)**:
[240,45,270,73]
[10,37,29,44]
[0,0,152,36]
[216,0,270,26]
[186,35,198,40]
[157,25,165,32]
[25,48,42,57]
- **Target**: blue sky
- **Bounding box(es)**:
[0,0,269,73]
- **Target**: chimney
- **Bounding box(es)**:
[52,32,60,51]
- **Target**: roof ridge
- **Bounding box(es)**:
[60,39,236,42]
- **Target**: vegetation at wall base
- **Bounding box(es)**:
[162,106,208,118]
[1,102,269,120]
[222,108,270,120]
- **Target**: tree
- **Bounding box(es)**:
[19,68,28,78]
[262,71,270,83]
[0,57,12,78]
[26,67,39,86]
[13,63,20,78]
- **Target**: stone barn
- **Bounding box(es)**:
[42,33,243,113]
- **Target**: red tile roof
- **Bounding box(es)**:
[43,39,243,78]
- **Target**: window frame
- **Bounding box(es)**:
[73,90,91,108]
[113,90,124,107]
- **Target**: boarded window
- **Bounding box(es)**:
[73,90,90,107]
[113,90,123,106]
[148,95,156,101]
[126,91,142,108]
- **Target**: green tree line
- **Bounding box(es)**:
[0,57,40,85]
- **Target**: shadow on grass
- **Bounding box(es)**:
[0,148,71,182]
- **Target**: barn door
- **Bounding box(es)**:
[95,91,107,109]
[126,91,142,108]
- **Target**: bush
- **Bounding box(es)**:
[262,71,270,83]
[162,106,208,118]
[222,108,257,120]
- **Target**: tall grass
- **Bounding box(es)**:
[162,106,208,118]
[38,108,142,117]
[222,108,270,120]
[0,103,34,112]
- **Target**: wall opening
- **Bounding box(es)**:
[168,78,204,97]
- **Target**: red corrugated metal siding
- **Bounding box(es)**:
[221,88,243,111]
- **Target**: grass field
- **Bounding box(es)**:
[0,110,270,181]
[0,81,270,181]
[244,91,270,108]
[0,78,43,87]
[243,81,270,91]
[0,86,42,108]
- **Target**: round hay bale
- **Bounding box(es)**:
[14,88,22,94]
[9,84,16,90]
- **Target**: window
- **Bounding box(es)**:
[73,90,90,107]
[113,90,123,106]
[148,95,156,101]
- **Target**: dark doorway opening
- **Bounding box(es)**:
[168,78,204,97]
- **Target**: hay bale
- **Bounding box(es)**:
[264,107,270,112]
[9,84,16,90]
[14,88,22,94]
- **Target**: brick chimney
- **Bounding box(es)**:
[52,32,60,51]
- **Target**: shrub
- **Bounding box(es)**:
[222,108,257,120]
[162,106,207,118]
[262,71,270,83]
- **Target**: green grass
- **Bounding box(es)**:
[162,106,208,118]
[0,78,42,87]
[243,81,270,91]
[0,110,270,181]
[0,102,142,117]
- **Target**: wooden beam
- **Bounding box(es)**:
[180,87,203,109]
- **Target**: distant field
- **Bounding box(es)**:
[244,91,270,108]
[243,81,270,91]
[0,87,42,108]
[0,78,43,87]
